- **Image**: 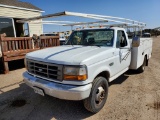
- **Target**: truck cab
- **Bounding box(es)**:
[63,27,131,82]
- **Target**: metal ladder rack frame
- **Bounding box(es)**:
[17,11,146,32]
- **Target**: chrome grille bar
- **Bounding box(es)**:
[26,59,63,81]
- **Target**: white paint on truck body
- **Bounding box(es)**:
[23,27,153,100]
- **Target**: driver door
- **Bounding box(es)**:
[114,30,131,74]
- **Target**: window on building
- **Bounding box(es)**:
[0,18,15,37]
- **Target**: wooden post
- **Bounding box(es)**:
[4,61,9,74]
[0,33,9,73]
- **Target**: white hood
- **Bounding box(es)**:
[26,45,115,66]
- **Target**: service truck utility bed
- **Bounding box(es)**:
[130,38,152,69]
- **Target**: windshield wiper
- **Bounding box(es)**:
[82,44,101,47]
[90,44,101,47]
[94,45,101,47]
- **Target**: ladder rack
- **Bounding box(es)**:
[17,11,146,29]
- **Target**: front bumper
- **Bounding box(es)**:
[23,72,92,100]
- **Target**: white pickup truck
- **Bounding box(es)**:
[23,27,152,113]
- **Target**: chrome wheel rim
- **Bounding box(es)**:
[95,86,105,105]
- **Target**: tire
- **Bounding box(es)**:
[83,77,108,113]
[138,56,146,73]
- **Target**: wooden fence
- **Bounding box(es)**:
[0,34,60,73]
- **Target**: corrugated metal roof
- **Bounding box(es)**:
[0,0,42,11]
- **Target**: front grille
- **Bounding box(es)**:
[26,59,63,81]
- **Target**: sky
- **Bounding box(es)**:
[22,0,160,33]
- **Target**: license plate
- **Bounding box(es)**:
[33,87,45,96]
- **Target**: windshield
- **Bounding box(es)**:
[65,29,114,47]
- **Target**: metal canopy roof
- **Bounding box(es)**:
[17,11,146,28]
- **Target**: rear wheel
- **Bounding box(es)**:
[83,77,108,113]
[138,56,146,73]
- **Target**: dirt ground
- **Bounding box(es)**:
[0,37,160,120]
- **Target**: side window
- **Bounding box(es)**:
[116,30,128,48]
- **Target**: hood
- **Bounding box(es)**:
[26,45,115,66]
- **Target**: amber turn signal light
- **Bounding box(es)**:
[64,74,87,81]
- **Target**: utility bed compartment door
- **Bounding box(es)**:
[129,38,153,69]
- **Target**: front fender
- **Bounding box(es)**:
[87,63,111,83]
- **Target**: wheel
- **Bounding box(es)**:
[83,77,108,113]
[138,56,146,73]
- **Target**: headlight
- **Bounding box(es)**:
[63,65,87,81]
